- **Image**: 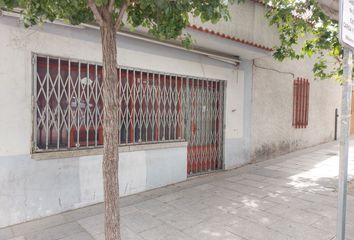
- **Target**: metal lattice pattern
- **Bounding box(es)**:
[33,54,224,174]
[185,79,225,174]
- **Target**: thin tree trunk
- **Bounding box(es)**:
[100,21,121,240]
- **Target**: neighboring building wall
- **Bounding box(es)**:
[251,56,341,161]
[0,15,246,227]
[191,0,342,161]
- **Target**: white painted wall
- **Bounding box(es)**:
[0,15,245,227]
[0,146,187,227]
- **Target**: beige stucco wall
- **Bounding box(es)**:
[251,56,341,161]
[190,0,279,49]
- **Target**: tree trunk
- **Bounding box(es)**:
[100,21,121,240]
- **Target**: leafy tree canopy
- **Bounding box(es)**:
[0,0,237,47]
[263,0,342,81]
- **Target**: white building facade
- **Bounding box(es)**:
[0,1,341,227]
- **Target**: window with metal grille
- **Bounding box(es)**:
[292,78,310,128]
[33,55,187,152]
[32,54,225,155]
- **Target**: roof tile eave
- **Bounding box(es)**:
[188,24,273,52]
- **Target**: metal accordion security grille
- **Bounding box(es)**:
[32,54,225,174]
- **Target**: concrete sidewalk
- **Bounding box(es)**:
[2,140,354,240]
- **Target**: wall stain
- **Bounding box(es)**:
[252,134,334,163]
[58,197,62,208]
[252,140,299,163]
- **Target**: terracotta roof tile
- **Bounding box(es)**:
[188,24,273,52]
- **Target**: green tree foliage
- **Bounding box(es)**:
[263,0,342,81]
[1,0,233,46]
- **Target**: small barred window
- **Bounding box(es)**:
[292,78,310,128]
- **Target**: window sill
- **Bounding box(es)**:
[31,141,188,161]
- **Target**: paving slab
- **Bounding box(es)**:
[0,227,13,240]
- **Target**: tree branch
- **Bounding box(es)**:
[115,0,129,30]
[87,0,104,26]
[108,0,115,13]
[335,56,342,64]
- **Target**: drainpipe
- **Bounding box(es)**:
[335,108,339,141]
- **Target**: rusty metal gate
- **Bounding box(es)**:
[32,54,225,175]
[184,79,225,175]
